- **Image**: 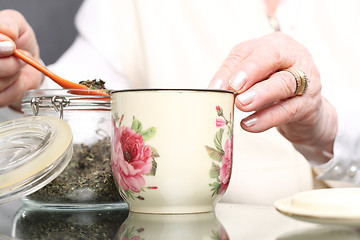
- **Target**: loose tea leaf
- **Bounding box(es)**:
[79,79,106,89]
[27,137,123,204]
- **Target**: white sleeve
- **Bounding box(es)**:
[315,88,360,185]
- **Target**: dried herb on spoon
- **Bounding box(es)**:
[79,79,107,89]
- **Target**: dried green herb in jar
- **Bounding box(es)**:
[14,207,128,240]
[27,137,123,205]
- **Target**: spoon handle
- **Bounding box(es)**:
[13,49,88,89]
[13,49,110,97]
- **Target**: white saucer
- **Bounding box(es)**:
[274,188,360,226]
[277,226,360,240]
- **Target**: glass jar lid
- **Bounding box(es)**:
[0,116,73,204]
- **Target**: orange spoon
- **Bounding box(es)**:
[13,49,109,96]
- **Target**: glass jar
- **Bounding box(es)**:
[21,89,125,209]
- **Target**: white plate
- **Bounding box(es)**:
[274,188,360,226]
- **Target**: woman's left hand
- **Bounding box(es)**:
[209,32,337,157]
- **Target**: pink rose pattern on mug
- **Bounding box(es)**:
[112,104,233,202]
[206,106,233,196]
[112,114,159,201]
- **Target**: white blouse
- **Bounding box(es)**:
[2,0,360,204]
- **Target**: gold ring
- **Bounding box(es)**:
[284,69,308,96]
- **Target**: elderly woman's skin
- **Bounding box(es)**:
[209,32,338,164]
[0,9,43,111]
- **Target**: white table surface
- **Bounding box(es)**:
[1,199,359,239]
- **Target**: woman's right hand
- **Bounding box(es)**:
[0,9,44,111]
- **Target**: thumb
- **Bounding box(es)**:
[0,10,20,56]
[0,10,38,57]
[0,9,26,41]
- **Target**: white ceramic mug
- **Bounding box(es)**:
[111,89,234,214]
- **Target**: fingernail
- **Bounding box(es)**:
[229,71,247,91]
[236,91,256,106]
[210,79,223,89]
[242,117,257,127]
[0,41,14,54]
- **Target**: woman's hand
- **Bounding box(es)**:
[209,32,337,163]
[0,9,43,111]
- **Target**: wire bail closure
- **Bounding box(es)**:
[30,96,70,119]
[51,96,70,119]
[30,97,40,116]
